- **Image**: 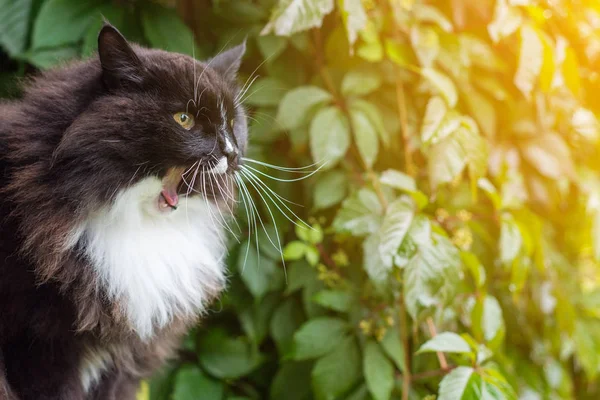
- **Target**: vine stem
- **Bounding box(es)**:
[316,243,340,273]
[399,295,411,400]
[411,366,456,381]
[426,317,448,370]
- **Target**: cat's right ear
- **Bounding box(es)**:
[98,24,143,89]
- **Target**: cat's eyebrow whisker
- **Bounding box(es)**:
[195,89,208,118]
[241,157,325,172]
[235,51,277,105]
[242,163,325,182]
[195,36,237,103]
[240,168,313,231]
[235,74,260,105]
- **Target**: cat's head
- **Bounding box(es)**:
[52,23,248,212]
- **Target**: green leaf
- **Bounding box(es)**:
[137,381,149,400]
[0,0,32,56]
[514,25,543,99]
[522,134,575,179]
[572,108,600,142]
[141,2,195,56]
[313,290,353,312]
[342,68,382,97]
[574,320,600,379]
[313,170,348,210]
[411,25,439,67]
[385,39,414,66]
[81,6,126,57]
[482,296,504,342]
[285,261,317,295]
[428,123,487,189]
[363,233,388,283]
[417,332,472,354]
[480,367,518,400]
[422,68,458,107]
[279,86,333,132]
[404,234,461,319]
[380,169,417,192]
[438,367,480,400]
[357,21,383,62]
[239,295,279,344]
[296,224,324,245]
[18,45,79,69]
[305,246,320,266]
[378,197,414,268]
[309,106,350,168]
[271,361,313,400]
[245,78,290,107]
[499,214,522,265]
[32,0,102,49]
[421,96,448,144]
[338,0,367,46]
[380,328,405,372]
[262,0,335,36]
[270,299,304,355]
[333,188,384,235]
[364,341,394,400]
[256,34,288,60]
[293,317,349,360]
[349,99,390,146]
[413,4,453,32]
[350,107,379,168]
[487,0,522,43]
[173,366,223,400]
[198,330,263,379]
[463,86,496,138]
[283,241,309,261]
[238,241,278,300]
[312,337,361,400]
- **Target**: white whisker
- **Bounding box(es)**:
[241,157,325,172]
[242,163,325,182]
[240,169,312,231]
[237,169,286,269]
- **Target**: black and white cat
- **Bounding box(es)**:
[0,23,247,399]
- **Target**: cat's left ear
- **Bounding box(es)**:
[209,40,246,83]
[98,23,144,89]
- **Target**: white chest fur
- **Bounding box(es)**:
[82,177,226,339]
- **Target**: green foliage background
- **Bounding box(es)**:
[2,0,600,398]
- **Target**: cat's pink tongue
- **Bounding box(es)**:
[159,167,185,210]
[160,188,178,208]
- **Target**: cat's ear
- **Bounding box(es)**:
[209,40,246,83]
[98,23,144,89]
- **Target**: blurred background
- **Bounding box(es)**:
[2,0,600,399]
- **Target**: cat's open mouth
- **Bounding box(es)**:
[158,166,186,211]
[158,159,231,211]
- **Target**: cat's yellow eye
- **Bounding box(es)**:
[229,119,235,129]
[173,112,195,130]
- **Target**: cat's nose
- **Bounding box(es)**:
[223,137,239,166]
